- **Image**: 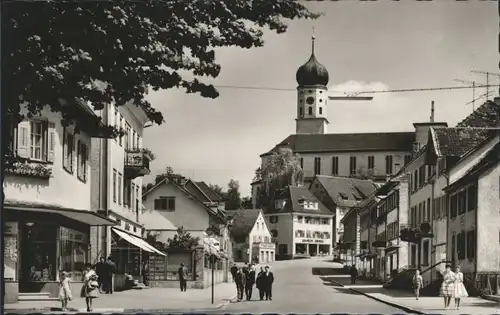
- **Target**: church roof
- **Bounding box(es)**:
[261,132,415,157]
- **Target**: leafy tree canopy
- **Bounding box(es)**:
[241,196,253,209]
[167,226,200,250]
[255,148,303,208]
[4,0,319,128]
[225,179,241,210]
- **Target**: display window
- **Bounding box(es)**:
[60,227,88,281]
[21,222,58,281]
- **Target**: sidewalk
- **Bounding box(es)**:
[348,285,500,314]
[4,282,237,313]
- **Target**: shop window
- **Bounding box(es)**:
[21,223,58,282]
[60,227,88,280]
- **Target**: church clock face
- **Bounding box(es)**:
[306,96,315,105]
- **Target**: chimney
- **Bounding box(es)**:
[413,101,448,153]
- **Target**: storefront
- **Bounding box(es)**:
[294,238,331,257]
[3,204,115,303]
[252,242,276,264]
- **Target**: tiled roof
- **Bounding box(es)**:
[315,175,378,208]
[264,186,332,215]
[431,127,495,157]
[456,100,500,128]
[261,132,415,156]
[228,209,262,241]
[195,181,224,202]
[183,180,210,203]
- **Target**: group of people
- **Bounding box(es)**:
[412,265,468,310]
[231,263,274,302]
[56,256,116,312]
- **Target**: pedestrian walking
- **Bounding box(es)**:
[262,265,274,300]
[439,264,456,310]
[83,263,99,312]
[453,266,468,310]
[245,264,256,300]
[412,270,423,300]
[256,266,265,300]
[230,263,238,283]
[105,256,116,294]
[142,261,149,287]
[234,267,245,302]
[58,271,72,311]
[178,263,188,292]
[94,257,106,293]
[350,265,358,285]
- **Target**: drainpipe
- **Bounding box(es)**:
[103,105,110,258]
[430,177,435,283]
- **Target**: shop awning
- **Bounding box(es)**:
[5,203,116,226]
[112,228,166,256]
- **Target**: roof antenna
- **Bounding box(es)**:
[311,26,316,55]
[430,100,435,123]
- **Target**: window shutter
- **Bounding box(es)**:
[63,128,68,168]
[70,135,75,172]
[77,140,81,177]
[46,122,56,162]
[17,120,30,158]
[84,144,89,181]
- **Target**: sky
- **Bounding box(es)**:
[143,1,499,197]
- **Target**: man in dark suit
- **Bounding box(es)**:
[178,263,188,292]
[230,263,238,283]
[234,267,245,302]
[244,264,256,300]
[105,256,116,294]
[95,257,107,293]
[263,265,274,300]
[350,265,358,285]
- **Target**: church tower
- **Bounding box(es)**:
[295,34,330,134]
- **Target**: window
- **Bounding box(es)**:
[119,116,124,146]
[76,141,89,182]
[300,157,304,169]
[422,240,429,266]
[413,170,418,191]
[308,107,312,115]
[314,157,321,175]
[60,227,88,281]
[63,129,75,173]
[450,193,458,219]
[297,216,303,223]
[427,165,435,179]
[264,236,269,243]
[117,173,122,205]
[319,107,323,115]
[135,186,140,214]
[131,183,136,211]
[299,107,303,116]
[349,156,357,175]
[404,155,411,166]
[438,158,446,174]
[136,134,140,149]
[321,218,330,225]
[467,184,477,212]
[458,190,467,215]
[125,124,131,150]
[451,234,456,263]
[154,197,176,211]
[385,155,393,174]
[457,232,466,260]
[269,216,279,223]
[422,202,426,222]
[368,156,375,170]
[271,229,278,238]
[123,178,132,207]
[30,121,44,160]
[14,120,56,163]
[419,165,426,187]
[466,230,476,260]
[426,198,431,222]
[332,156,339,175]
[113,169,117,203]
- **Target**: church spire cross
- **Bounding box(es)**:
[311,26,316,55]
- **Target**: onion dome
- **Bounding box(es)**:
[295,35,329,87]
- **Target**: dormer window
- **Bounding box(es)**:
[352,194,362,201]
[339,192,349,200]
[275,199,285,210]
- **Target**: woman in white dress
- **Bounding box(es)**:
[439,264,456,310]
[454,266,468,310]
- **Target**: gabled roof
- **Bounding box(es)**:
[195,181,224,202]
[444,142,500,192]
[265,186,332,215]
[314,175,378,208]
[228,209,263,241]
[456,99,500,128]
[261,132,415,156]
[430,127,494,158]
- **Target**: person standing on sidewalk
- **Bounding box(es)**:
[245,264,256,301]
[83,263,99,312]
[58,271,72,311]
[262,265,274,301]
[95,257,106,293]
[105,256,116,294]
[256,266,265,300]
[412,270,423,300]
[234,267,245,302]
[178,263,188,292]
[230,263,238,283]
[453,266,468,310]
[439,264,456,310]
[350,265,358,285]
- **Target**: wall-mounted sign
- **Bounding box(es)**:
[4,222,18,235]
[297,238,325,244]
[259,243,276,250]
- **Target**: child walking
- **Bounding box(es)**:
[412,270,423,300]
[83,263,100,312]
[58,271,72,311]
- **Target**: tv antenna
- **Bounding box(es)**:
[453,79,482,111]
[470,70,500,101]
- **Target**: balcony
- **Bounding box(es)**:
[124,149,151,178]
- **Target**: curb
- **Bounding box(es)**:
[482,295,500,302]
[348,288,424,314]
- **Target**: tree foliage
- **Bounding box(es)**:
[241,196,253,209]
[3,0,319,128]
[225,179,242,210]
[167,226,200,250]
[208,184,224,197]
[255,148,303,208]
[352,166,376,180]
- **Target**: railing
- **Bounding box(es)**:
[421,260,449,275]
[124,150,151,178]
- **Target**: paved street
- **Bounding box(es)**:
[219,258,408,314]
